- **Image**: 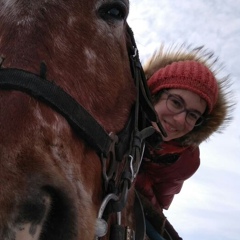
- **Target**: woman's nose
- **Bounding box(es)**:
[173,111,187,124]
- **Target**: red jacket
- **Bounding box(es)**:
[135,146,200,210]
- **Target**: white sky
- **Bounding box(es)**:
[128,1,240,239]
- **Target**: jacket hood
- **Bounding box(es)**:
[143,44,234,146]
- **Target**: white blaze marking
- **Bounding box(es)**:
[84,47,97,73]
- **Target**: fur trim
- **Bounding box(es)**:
[143,44,235,146]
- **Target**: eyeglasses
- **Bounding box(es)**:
[164,91,205,126]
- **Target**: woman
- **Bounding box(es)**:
[135,45,233,240]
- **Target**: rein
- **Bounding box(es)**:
[0,25,165,240]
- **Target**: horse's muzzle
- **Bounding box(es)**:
[1,185,78,240]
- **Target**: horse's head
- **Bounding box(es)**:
[0,0,140,239]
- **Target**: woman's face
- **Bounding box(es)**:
[152,89,207,141]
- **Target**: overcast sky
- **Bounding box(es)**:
[128,1,240,239]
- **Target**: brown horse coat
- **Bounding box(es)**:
[0,0,140,239]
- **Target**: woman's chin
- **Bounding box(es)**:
[162,135,174,142]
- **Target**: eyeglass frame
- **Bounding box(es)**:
[162,90,205,127]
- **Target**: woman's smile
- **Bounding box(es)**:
[163,120,177,133]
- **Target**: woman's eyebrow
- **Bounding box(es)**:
[172,93,185,103]
[173,94,203,115]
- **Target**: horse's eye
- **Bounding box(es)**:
[107,7,124,19]
[98,2,128,22]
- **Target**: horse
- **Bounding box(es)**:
[0,0,161,239]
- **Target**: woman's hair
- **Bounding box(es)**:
[151,89,164,105]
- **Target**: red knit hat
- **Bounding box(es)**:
[148,60,218,113]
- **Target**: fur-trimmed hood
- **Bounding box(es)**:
[143,45,234,146]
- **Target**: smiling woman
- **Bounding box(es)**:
[161,90,206,126]
[135,45,234,240]
[153,89,207,141]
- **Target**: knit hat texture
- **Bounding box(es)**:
[148,60,218,113]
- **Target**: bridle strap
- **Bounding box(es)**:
[0,67,114,157]
[127,26,167,138]
[134,191,146,240]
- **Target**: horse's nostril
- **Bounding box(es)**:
[12,187,78,240]
[14,195,51,240]
[16,195,51,225]
[39,187,78,240]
